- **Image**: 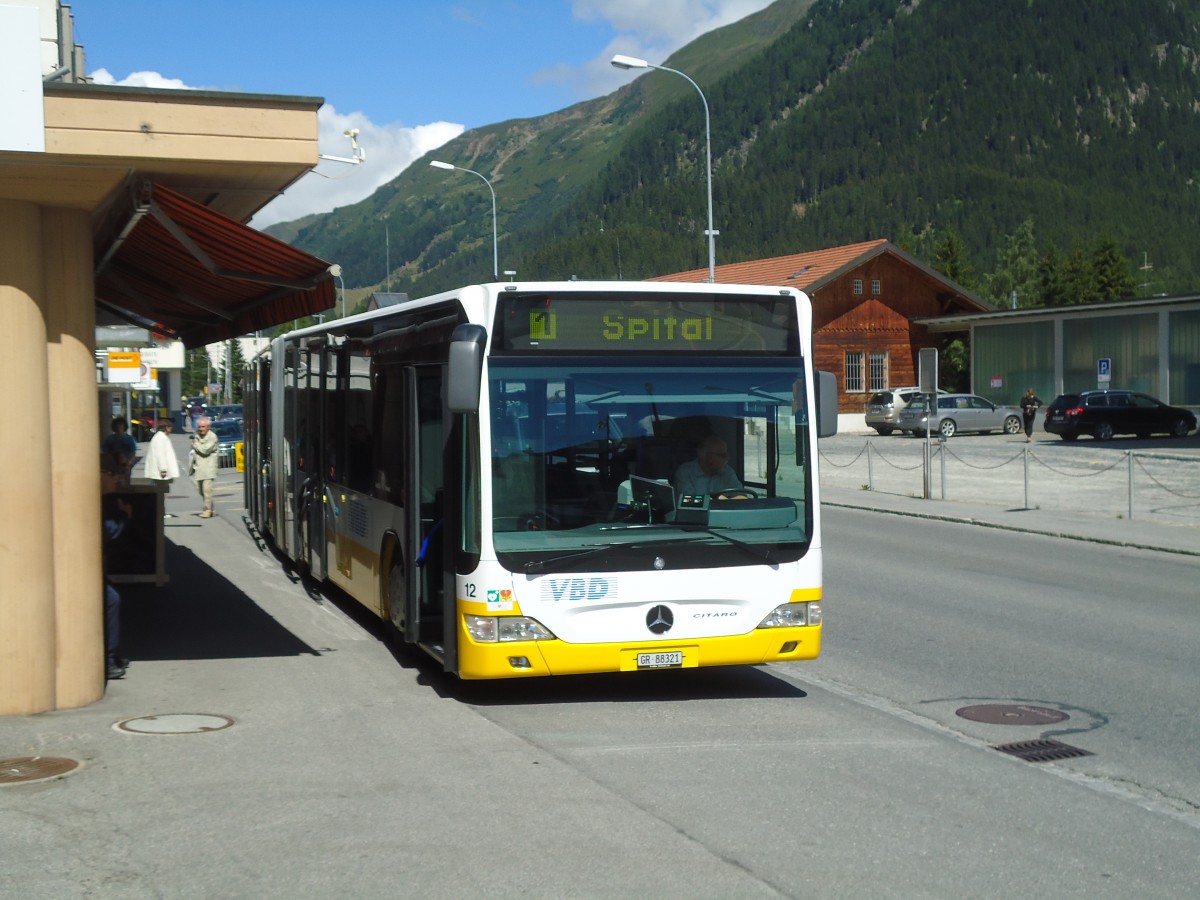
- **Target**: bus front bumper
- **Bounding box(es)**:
[455,622,821,679]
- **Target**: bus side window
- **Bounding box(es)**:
[373,362,406,505]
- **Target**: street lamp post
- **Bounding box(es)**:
[328,264,346,319]
[430,160,498,279]
[610,54,717,283]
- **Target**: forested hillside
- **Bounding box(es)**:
[276,0,1200,313]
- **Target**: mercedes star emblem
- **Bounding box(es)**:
[646,604,674,634]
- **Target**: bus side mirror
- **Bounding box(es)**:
[815,370,838,437]
[447,324,488,413]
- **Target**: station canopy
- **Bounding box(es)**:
[94,181,334,347]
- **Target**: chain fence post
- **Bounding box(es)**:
[1024,444,1030,510]
[1128,450,1134,521]
[867,440,874,491]
[922,439,930,499]
[939,439,946,499]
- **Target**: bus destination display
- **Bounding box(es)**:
[496,291,798,354]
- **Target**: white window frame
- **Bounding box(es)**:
[852,279,863,296]
[845,351,865,393]
[871,278,881,296]
[868,351,889,391]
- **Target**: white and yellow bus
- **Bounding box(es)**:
[244,281,836,678]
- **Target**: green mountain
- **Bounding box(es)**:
[273,0,1200,308]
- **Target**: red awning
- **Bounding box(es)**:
[94,182,335,347]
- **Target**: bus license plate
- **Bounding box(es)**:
[637,651,683,669]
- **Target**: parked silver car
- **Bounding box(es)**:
[898,393,1022,437]
[865,387,924,436]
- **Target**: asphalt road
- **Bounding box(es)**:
[4,459,1198,898]
[464,506,1200,898]
[817,505,1200,820]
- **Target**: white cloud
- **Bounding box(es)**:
[89,67,201,91]
[252,105,463,229]
[87,68,462,231]
[560,0,776,98]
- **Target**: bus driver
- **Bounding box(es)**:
[673,435,742,498]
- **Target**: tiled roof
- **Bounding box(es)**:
[648,239,890,290]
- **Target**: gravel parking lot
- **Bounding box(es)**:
[818,427,1200,529]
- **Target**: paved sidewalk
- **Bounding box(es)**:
[820,485,1199,556]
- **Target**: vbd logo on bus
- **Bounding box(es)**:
[543,577,614,602]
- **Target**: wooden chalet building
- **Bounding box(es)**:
[653,239,989,422]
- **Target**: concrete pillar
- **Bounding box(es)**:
[44,207,105,708]
[0,201,57,714]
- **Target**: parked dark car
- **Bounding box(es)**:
[211,419,244,467]
[898,393,1023,438]
[208,403,243,422]
[1043,390,1196,441]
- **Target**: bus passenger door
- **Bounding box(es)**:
[280,343,301,560]
[405,366,447,647]
[293,343,323,573]
[305,346,336,582]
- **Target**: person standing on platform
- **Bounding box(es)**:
[100,453,131,680]
[143,419,180,483]
[102,416,138,475]
[190,416,219,518]
[1020,387,1043,442]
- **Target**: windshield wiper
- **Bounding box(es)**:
[679,526,779,566]
[522,537,708,573]
[523,545,617,574]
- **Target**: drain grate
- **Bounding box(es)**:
[0,756,81,786]
[993,739,1093,762]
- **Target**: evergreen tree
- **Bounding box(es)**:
[1090,236,1136,302]
[1037,243,1068,307]
[930,229,975,289]
[982,218,1041,309]
[228,339,247,403]
[1061,245,1097,305]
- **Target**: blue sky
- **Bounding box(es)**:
[73,0,774,227]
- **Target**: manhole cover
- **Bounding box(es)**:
[114,714,234,735]
[956,704,1069,726]
[0,756,81,786]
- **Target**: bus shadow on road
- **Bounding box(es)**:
[117,539,321,662]
[447,665,810,707]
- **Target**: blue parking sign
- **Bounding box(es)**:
[1097,357,1111,383]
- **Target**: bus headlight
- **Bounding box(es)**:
[464,615,556,643]
[757,602,821,628]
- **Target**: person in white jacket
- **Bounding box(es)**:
[142,419,181,483]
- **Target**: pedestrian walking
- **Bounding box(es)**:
[142,419,180,482]
[190,416,219,517]
[1020,387,1043,442]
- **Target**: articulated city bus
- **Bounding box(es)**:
[243,281,836,678]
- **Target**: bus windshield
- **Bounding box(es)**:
[488,357,813,573]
